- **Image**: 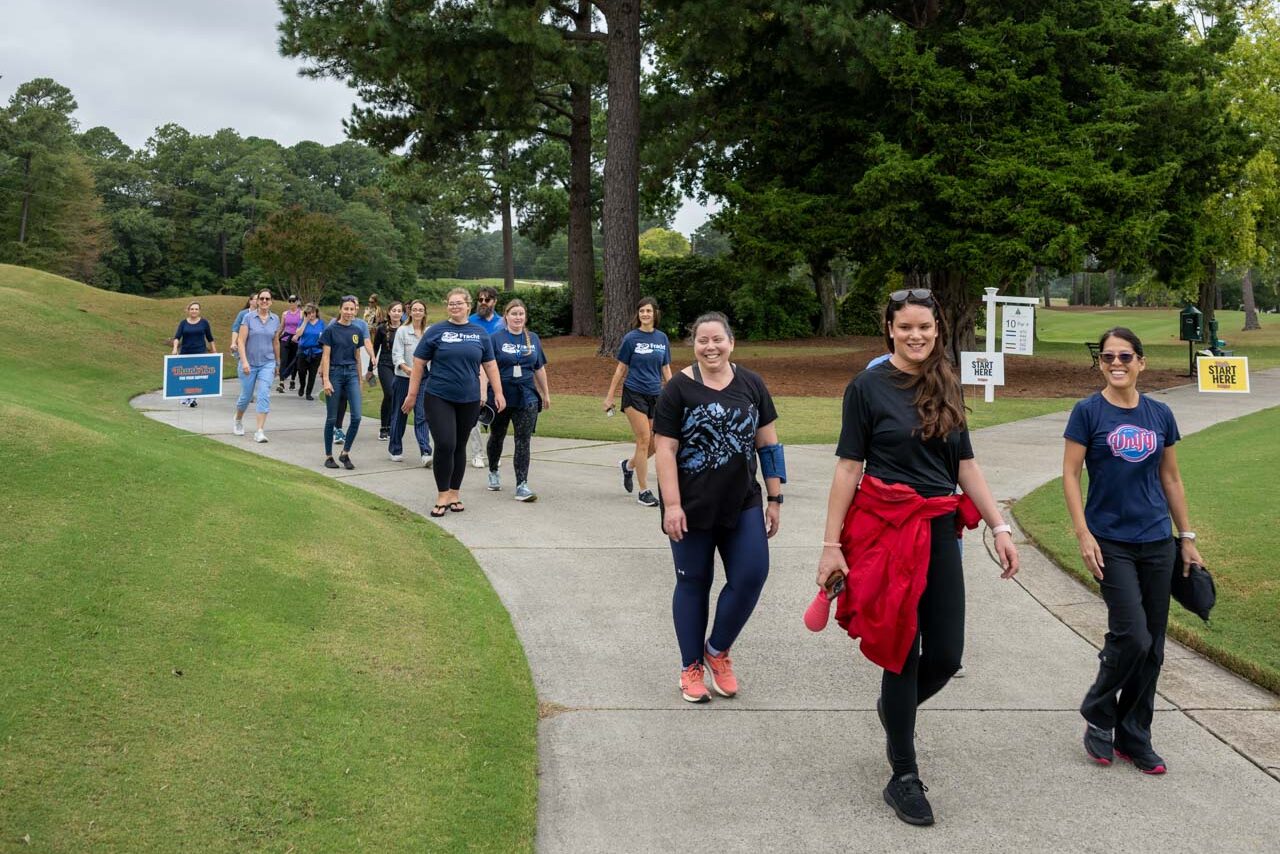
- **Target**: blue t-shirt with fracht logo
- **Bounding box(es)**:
[1064,392,1181,544]
[414,320,497,404]
[491,329,547,409]
[616,328,671,395]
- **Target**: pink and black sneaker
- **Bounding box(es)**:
[1115,746,1167,775]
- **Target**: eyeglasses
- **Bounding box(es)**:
[889,288,934,304]
[446,301,469,307]
[1100,352,1137,365]
[478,296,496,303]
[259,296,272,301]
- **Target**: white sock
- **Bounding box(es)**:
[705,641,722,658]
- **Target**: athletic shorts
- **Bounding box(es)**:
[621,386,659,419]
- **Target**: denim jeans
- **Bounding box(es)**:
[389,375,431,457]
[235,361,276,414]
[324,364,362,456]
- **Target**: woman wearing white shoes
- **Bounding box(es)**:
[233,288,281,443]
[603,297,671,507]
[654,312,782,705]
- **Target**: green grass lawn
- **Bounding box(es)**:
[0,265,536,852]
[1012,405,1280,694]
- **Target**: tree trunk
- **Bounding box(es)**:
[1040,265,1051,307]
[1198,258,1217,343]
[219,232,229,279]
[1241,266,1260,331]
[497,143,516,293]
[568,19,597,337]
[1107,268,1117,307]
[18,154,32,244]
[809,254,838,337]
[598,0,642,356]
[931,270,976,365]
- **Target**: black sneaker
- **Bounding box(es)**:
[1115,746,1166,775]
[1083,723,1114,766]
[637,489,659,507]
[189,399,198,408]
[324,457,339,469]
[379,428,389,441]
[305,394,315,401]
[619,459,634,493]
[339,454,355,470]
[883,773,934,826]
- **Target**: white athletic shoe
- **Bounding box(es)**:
[389,453,404,462]
[233,420,245,436]
[472,453,485,469]
[254,430,268,443]
[421,452,433,468]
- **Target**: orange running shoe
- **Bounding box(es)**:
[704,647,738,697]
[680,662,710,703]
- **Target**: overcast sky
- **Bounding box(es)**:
[1,0,712,234]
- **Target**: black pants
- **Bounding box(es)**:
[377,363,397,430]
[296,353,321,397]
[882,514,965,777]
[425,394,481,493]
[280,339,299,381]
[1080,536,1175,752]
[486,403,539,483]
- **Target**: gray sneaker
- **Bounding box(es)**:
[233,420,245,436]
[487,471,502,491]
[514,482,536,502]
[637,489,659,507]
[420,452,433,468]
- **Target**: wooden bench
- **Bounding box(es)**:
[1086,341,1100,368]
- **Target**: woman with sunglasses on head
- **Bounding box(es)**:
[171,300,217,407]
[603,297,672,508]
[373,301,404,441]
[293,303,325,400]
[389,299,433,466]
[654,312,782,704]
[320,295,369,470]
[233,288,281,443]
[1067,327,1204,777]
[484,299,550,502]
[278,295,303,392]
[403,288,505,517]
[327,303,376,446]
[816,287,1018,827]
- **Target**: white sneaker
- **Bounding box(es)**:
[421,452,433,468]
[472,453,485,469]
[389,453,404,462]
[233,420,245,436]
[254,430,268,443]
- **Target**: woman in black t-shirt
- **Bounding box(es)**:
[815,288,1018,827]
[654,312,783,705]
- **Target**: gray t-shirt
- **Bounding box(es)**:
[242,312,280,367]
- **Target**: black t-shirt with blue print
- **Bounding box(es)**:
[653,366,778,530]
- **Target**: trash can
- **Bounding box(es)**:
[1179,304,1203,342]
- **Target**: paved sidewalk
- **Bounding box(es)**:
[135,369,1280,853]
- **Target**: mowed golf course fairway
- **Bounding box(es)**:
[0,266,536,851]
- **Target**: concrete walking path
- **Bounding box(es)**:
[135,369,1280,852]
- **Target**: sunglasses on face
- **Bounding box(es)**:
[1100,352,1137,365]
[889,288,934,305]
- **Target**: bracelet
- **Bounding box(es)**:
[822,541,842,548]
[991,524,1012,536]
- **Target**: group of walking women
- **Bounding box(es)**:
[649,288,1204,829]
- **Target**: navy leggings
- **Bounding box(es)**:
[424,394,481,492]
[670,507,770,667]
[882,513,965,777]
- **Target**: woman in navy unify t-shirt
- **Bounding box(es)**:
[171,300,216,408]
[602,297,672,508]
[1064,327,1205,776]
[404,287,504,517]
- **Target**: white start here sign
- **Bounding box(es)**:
[960,351,1005,387]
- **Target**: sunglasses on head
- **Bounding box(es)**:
[1100,352,1137,365]
[889,288,934,304]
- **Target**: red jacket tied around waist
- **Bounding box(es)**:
[833,475,982,674]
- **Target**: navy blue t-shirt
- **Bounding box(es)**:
[414,320,496,403]
[617,329,671,395]
[1064,392,1180,543]
[491,328,547,409]
[174,319,214,355]
[319,321,367,367]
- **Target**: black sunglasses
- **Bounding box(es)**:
[1100,352,1137,365]
[889,288,934,304]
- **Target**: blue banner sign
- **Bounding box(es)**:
[164,353,223,399]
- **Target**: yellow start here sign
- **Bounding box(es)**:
[1196,356,1250,394]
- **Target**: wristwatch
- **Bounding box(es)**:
[1178,531,1197,540]
[767,494,784,505]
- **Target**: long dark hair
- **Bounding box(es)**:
[883,295,966,441]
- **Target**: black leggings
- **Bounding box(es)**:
[296,353,321,397]
[280,339,299,381]
[882,513,965,777]
[377,363,397,430]
[425,394,481,492]
[486,403,539,483]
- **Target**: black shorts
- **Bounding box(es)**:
[621,386,659,419]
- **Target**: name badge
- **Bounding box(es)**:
[512,365,523,378]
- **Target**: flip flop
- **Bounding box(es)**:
[448,501,465,513]
[430,504,448,518]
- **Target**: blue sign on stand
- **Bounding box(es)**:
[164,354,223,399]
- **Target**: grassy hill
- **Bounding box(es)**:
[0,266,536,852]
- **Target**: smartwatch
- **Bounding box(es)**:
[767,494,784,505]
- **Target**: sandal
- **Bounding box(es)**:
[429,504,448,518]
[448,501,465,513]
